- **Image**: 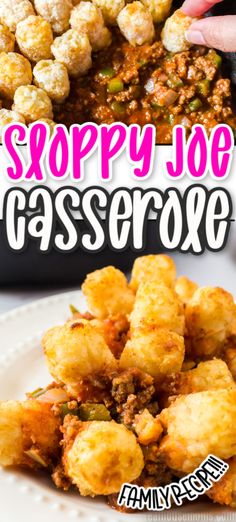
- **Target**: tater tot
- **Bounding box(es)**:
[120,326,184,379]
[0,0,35,33]
[70,2,111,51]
[224,347,236,380]
[63,420,144,495]
[161,9,198,53]
[0,52,32,100]
[0,23,15,52]
[92,0,124,25]
[42,319,117,385]
[16,15,53,62]
[140,0,172,23]
[130,254,176,292]
[0,109,25,142]
[117,2,155,46]
[130,281,185,335]
[166,359,236,396]
[51,29,92,77]
[159,389,236,473]
[207,457,236,508]
[33,118,56,136]
[82,266,135,319]
[34,0,73,34]
[0,400,60,467]
[175,276,198,305]
[185,286,236,359]
[33,60,70,103]
[13,85,53,123]
[134,409,163,445]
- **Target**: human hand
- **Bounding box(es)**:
[181,0,236,52]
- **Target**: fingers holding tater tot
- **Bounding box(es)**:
[161,9,199,53]
[130,254,176,292]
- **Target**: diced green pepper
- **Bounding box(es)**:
[197,79,210,97]
[30,388,45,398]
[107,77,124,94]
[208,50,222,68]
[70,304,79,314]
[138,59,147,67]
[110,101,126,115]
[78,403,111,421]
[188,98,203,112]
[151,102,162,110]
[167,74,183,89]
[99,67,115,79]
[61,403,80,419]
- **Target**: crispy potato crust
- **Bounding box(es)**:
[63,419,144,495]
[0,400,60,467]
[120,326,184,379]
[130,281,185,335]
[130,254,176,292]
[185,286,236,358]
[207,457,236,508]
[42,319,117,384]
[82,266,135,319]
[159,389,236,473]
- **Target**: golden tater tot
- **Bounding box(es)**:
[161,9,198,53]
[130,281,184,335]
[185,287,236,359]
[224,347,236,380]
[134,409,163,445]
[130,254,176,292]
[159,389,236,473]
[207,457,236,508]
[0,400,60,467]
[42,319,117,385]
[82,266,135,319]
[140,0,172,23]
[164,359,235,397]
[120,326,184,379]
[63,420,144,495]
[175,276,198,305]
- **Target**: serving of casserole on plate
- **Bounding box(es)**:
[1,254,236,518]
[0,0,235,143]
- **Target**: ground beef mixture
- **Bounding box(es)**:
[54,29,236,144]
[50,367,174,507]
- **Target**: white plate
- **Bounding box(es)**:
[0,290,234,522]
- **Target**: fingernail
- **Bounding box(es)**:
[185,30,207,46]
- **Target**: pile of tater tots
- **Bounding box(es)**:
[1,254,236,510]
[0,0,199,136]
